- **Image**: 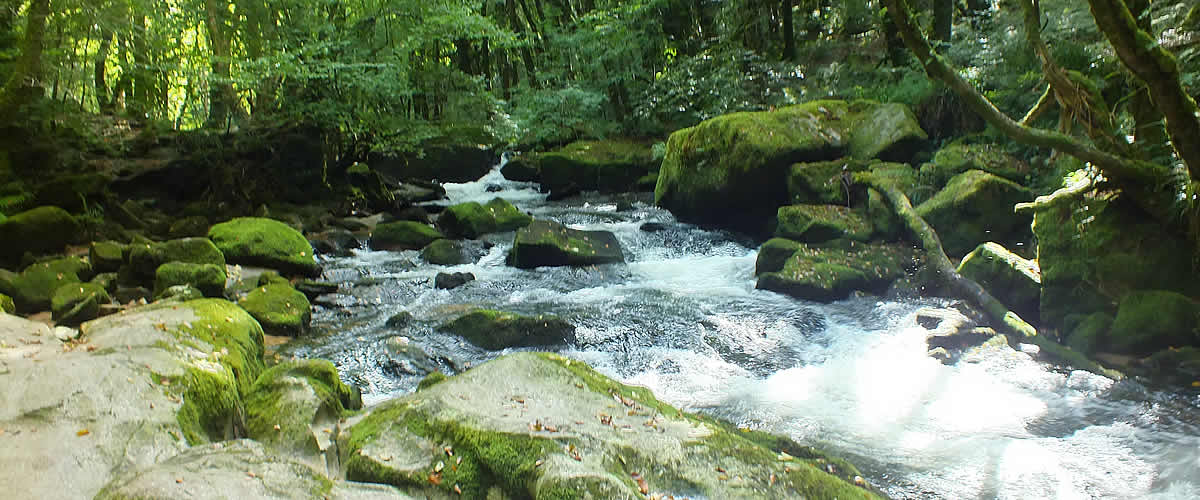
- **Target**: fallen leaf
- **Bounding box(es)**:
[631,473,649,494]
[428,472,442,486]
[76,429,90,437]
[453,484,462,495]
[246,471,257,478]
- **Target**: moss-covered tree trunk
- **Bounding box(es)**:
[0,0,51,123]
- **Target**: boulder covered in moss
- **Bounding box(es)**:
[755,237,802,275]
[51,282,112,326]
[507,219,624,268]
[512,139,660,193]
[0,256,91,312]
[787,158,871,206]
[655,100,926,233]
[127,237,227,282]
[419,239,467,265]
[245,360,362,459]
[343,352,878,499]
[919,142,1027,189]
[775,204,873,243]
[208,217,319,277]
[95,439,410,500]
[915,170,1032,258]
[0,298,264,498]
[0,292,13,314]
[1063,312,1113,356]
[756,240,917,302]
[369,221,443,251]
[436,198,532,239]
[1107,290,1200,355]
[89,240,127,273]
[440,309,575,350]
[154,262,227,298]
[238,283,313,336]
[0,206,81,268]
[956,242,1041,324]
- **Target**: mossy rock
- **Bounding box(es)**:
[915,170,1032,258]
[370,221,444,251]
[256,270,291,287]
[1106,290,1200,355]
[786,159,871,206]
[0,206,80,268]
[507,219,625,268]
[1065,312,1113,356]
[500,154,540,182]
[919,142,1027,189]
[238,283,312,336]
[208,217,319,277]
[0,292,13,314]
[0,257,90,312]
[128,237,227,282]
[158,284,205,302]
[755,238,802,275]
[89,240,126,273]
[440,309,576,350]
[295,280,339,301]
[436,198,531,239]
[166,215,211,238]
[775,204,873,243]
[154,262,228,298]
[536,139,660,193]
[956,242,1041,324]
[655,100,926,233]
[1034,195,1199,329]
[757,241,917,302]
[344,352,878,499]
[245,359,362,457]
[51,282,112,326]
[419,239,467,265]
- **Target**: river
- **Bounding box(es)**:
[280,158,1200,499]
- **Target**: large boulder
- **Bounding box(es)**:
[238,283,313,337]
[507,219,625,268]
[0,256,91,312]
[915,170,1033,258]
[956,242,1041,324]
[655,100,926,233]
[504,139,660,193]
[440,309,575,350]
[245,360,362,461]
[1106,290,1200,355]
[95,439,409,500]
[775,204,873,243]
[51,282,112,327]
[89,240,127,273]
[919,142,1027,189]
[154,262,228,298]
[420,239,468,265]
[208,217,319,277]
[436,198,532,239]
[756,240,917,302]
[0,206,80,268]
[369,221,444,251]
[0,298,264,498]
[127,237,227,282]
[343,352,878,499]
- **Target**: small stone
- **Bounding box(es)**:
[54,326,80,342]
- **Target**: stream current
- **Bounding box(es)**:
[282,159,1200,499]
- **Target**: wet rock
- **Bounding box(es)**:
[956,242,1040,323]
[0,299,265,498]
[209,217,320,277]
[95,440,409,500]
[51,282,113,327]
[384,311,413,329]
[369,221,443,251]
[238,283,313,336]
[89,240,127,273]
[440,309,576,350]
[0,206,80,268]
[756,240,916,302]
[385,205,431,224]
[775,204,873,243]
[638,222,670,233]
[296,280,339,301]
[114,285,153,304]
[507,219,625,269]
[309,228,361,257]
[501,154,540,182]
[915,170,1032,258]
[343,352,877,499]
[436,198,532,239]
[380,336,439,375]
[244,360,362,462]
[656,100,926,233]
[154,262,227,298]
[434,272,475,290]
[420,239,466,265]
[754,238,802,275]
[547,182,582,201]
[485,183,504,192]
[503,139,659,194]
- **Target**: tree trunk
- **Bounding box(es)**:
[94,28,114,113]
[782,0,795,61]
[933,0,953,42]
[0,0,51,122]
[204,0,239,128]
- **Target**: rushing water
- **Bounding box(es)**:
[282,159,1200,499]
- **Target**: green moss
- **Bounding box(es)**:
[0,206,80,267]
[757,241,917,302]
[1108,290,1200,355]
[537,139,659,192]
[440,309,575,350]
[420,239,466,265]
[775,204,873,243]
[915,170,1033,257]
[787,159,870,206]
[175,298,266,400]
[128,238,226,281]
[1065,312,1112,355]
[256,270,290,287]
[416,371,447,391]
[50,282,111,326]
[507,219,624,268]
[154,262,227,298]
[486,198,533,232]
[436,198,531,239]
[0,257,90,312]
[238,283,312,336]
[0,292,13,314]
[919,142,1027,189]
[245,359,362,451]
[175,361,242,444]
[208,217,319,277]
[89,240,126,273]
[755,238,802,275]
[956,242,1041,323]
[371,221,445,250]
